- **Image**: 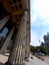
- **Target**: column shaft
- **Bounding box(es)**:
[14,11,27,65]
[0,26,15,53]
[25,20,30,58]
[4,11,27,65]
[0,15,10,30]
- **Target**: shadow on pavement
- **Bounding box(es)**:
[23,63,26,65]
[0,62,3,65]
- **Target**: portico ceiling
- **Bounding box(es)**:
[2,0,24,27]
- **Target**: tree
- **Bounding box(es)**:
[40,46,48,54]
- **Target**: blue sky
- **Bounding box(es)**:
[30,0,49,46]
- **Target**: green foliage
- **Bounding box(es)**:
[40,46,48,54]
[30,45,49,54]
[30,45,35,51]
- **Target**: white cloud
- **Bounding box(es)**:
[33,0,49,18]
[31,14,37,27]
[30,29,40,46]
[30,29,45,46]
[30,0,49,46]
[31,0,49,26]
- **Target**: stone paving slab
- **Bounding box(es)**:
[0,54,8,64]
[44,56,49,64]
[25,54,49,65]
[0,54,49,65]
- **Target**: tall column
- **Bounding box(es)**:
[25,16,30,58]
[14,11,27,65]
[0,26,15,53]
[0,15,10,30]
[24,0,30,59]
[25,25,30,58]
[4,11,27,65]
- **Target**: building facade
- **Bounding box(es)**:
[44,33,49,48]
[0,0,30,65]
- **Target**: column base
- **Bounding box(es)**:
[25,56,29,62]
[4,61,13,65]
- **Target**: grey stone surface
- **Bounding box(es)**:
[0,54,49,65]
[25,54,49,65]
[44,56,49,64]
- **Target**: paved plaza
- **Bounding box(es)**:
[0,54,49,65]
[44,56,49,64]
[25,54,49,65]
[0,54,8,65]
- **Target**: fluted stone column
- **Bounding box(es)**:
[25,27,30,58]
[4,11,27,65]
[0,26,15,53]
[24,0,30,58]
[0,15,10,30]
[14,11,27,65]
[25,17,30,58]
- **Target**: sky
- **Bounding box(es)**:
[30,0,49,46]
